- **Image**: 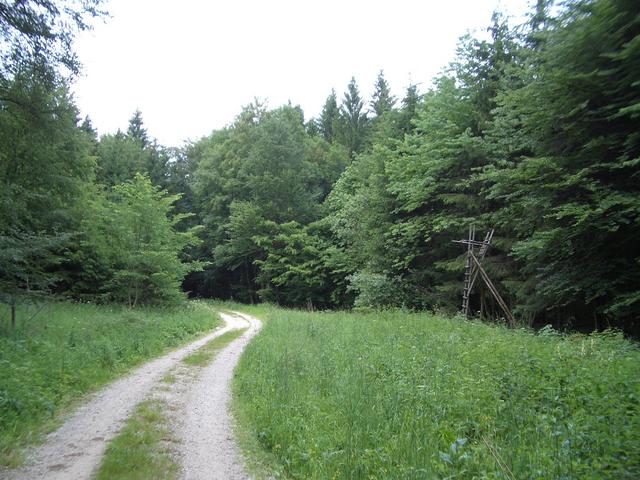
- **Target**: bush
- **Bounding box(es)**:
[346,270,412,309]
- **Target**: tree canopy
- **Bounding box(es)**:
[1,0,638,334]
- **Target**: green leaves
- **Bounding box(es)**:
[77,174,202,306]
[190,105,349,304]
[478,0,640,325]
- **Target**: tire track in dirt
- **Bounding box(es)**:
[172,311,261,480]
[2,312,245,480]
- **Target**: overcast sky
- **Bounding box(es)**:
[72,0,532,147]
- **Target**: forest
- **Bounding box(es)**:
[1,0,639,334]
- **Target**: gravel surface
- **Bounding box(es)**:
[173,311,262,480]
[1,312,244,480]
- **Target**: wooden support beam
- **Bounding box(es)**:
[452,240,488,247]
[469,251,515,327]
[466,229,494,300]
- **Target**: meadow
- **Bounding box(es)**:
[0,300,221,466]
[234,308,640,479]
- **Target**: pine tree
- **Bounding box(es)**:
[370,70,396,116]
[338,77,368,155]
[318,89,340,143]
[398,84,420,135]
[127,109,149,148]
[481,0,640,330]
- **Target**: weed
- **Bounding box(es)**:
[0,300,220,466]
[95,400,177,480]
[234,307,640,479]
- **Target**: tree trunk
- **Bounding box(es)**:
[244,259,254,304]
[11,301,16,329]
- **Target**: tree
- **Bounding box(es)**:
[127,109,149,148]
[451,11,518,133]
[77,174,203,306]
[192,105,326,301]
[480,0,640,330]
[96,131,148,185]
[397,84,420,136]
[96,110,168,187]
[0,0,105,91]
[0,69,95,325]
[0,1,104,326]
[254,221,335,307]
[338,77,368,155]
[370,70,396,116]
[318,89,340,143]
[0,230,68,327]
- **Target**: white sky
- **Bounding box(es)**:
[72,0,532,147]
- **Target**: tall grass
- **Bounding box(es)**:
[0,300,221,466]
[234,308,640,479]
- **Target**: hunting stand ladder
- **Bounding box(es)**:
[454,227,515,327]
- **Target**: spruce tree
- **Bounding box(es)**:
[398,84,420,135]
[338,77,368,155]
[318,89,340,143]
[370,70,396,116]
[127,109,149,148]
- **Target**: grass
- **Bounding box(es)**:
[182,327,247,366]
[95,400,177,480]
[96,312,248,479]
[0,300,221,466]
[233,307,640,479]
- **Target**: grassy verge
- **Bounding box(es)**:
[234,308,640,479]
[95,400,177,480]
[96,314,248,479]
[183,327,247,366]
[0,300,221,466]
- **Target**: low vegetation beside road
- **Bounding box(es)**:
[0,300,221,466]
[234,308,640,479]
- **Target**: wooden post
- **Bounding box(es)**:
[469,251,515,327]
[467,229,494,298]
[11,301,16,329]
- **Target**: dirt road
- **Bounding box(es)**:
[173,312,261,479]
[3,311,261,480]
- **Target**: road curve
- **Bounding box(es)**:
[174,311,262,480]
[2,310,249,480]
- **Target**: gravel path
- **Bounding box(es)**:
[173,311,261,480]
[2,311,253,480]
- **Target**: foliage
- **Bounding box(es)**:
[96,111,169,187]
[318,89,340,143]
[3,0,639,332]
[0,0,105,83]
[191,104,348,302]
[234,307,640,479]
[0,64,95,317]
[346,270,413,309]
[479,0,640,328]
[0,300,221,466]
[254,221,336,308]
[76,174,203,306]
[337,77,369,155]
[370,70,396,117]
